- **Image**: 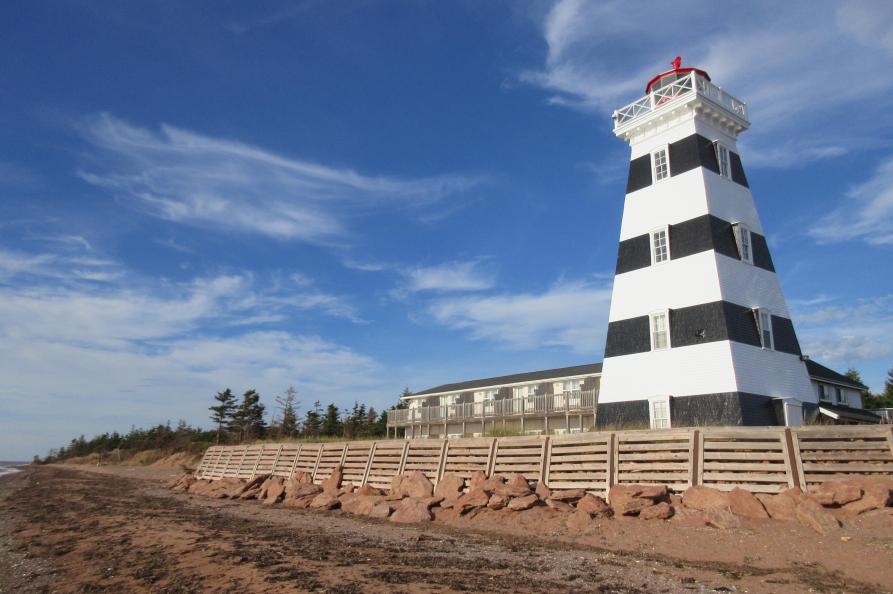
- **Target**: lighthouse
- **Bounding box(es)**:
[596,58,816,429]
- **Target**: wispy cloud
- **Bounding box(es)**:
[427,278,612,354]
[809,156,893,245]
[76,113,485,245]
[399,260,496,295]
[793,294,893,363]
[523,0,893,168]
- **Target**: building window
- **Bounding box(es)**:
[754,308,774,350]
[818,384,832,402]
[732,223,753,265]
[652,148,669,181]
[649,396,671,429]
[650,226,669,264]
[650,310,670,351]
[835,386,847,405]
[715,143,731,178]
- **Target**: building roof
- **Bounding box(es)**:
[816,402,881,424]
[805,360,868,390]
[408,363,603,398]
[407,359,862,400]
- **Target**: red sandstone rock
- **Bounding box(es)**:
[262,477,285,505]
[355,484,383,497]
[842,478,892,514]
[566,509,595,531]
[756,492,797,521]
[339,483,355,495]
[576,494,613,518]
[608,485,662,516]
[284,482,322,500]
[321,467,342,494]
[728,488,768,519]
[434,473,466,500]
[340,494,382,516]
[293,470,312,484]
[705,508,741,529]
[282,494,317,509]
[681,486,730,512]
[309,492,341,510]
[475,474,507,495]
[370,501,393,519]
[399,471,435,498]
[815,481,863,507]
[640,502,674,520]
[455,488,491,514]
[507,494,539,511]
[496,474,533,498]
[389,474,404,495]
[795,498,840,534]
[535,481,551,501]
[545,498,574,512]
[468,470,487,490]
[487,494,510,510]
[389,497,441,523]
[671,506,707,526]
[549,489,587,502]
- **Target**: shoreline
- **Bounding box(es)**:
[2,464,892,593]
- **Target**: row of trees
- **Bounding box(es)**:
[40,420,216,463]
[847,366,893,409]
[41,387,408,462]
[208,386,408,444]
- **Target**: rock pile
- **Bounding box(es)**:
[171,469,893,534]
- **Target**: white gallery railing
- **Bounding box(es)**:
[387,390,598,427]
[613,71,748,129]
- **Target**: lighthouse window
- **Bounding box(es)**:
[650,227,669,264]
[648,396,671,429]
[652,148,669,181]
[732,223,753,265]
[650,310,670,351]
[715,143,731,178]
[754,308,774,350]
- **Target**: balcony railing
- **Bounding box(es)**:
[613,71,748,130]
[387,390,598,427]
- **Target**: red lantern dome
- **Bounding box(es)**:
[645,56,710,94]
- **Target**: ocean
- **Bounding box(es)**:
[0,462,27,478]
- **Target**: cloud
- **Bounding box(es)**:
[75,113,485,244]
[399,260,496,295]
[792,295,893,363]
[0,250,382,459]
[809,156,893,245]
[523,0,893,167]
[426,278,612,354]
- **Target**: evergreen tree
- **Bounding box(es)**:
[232,389,267,442]
[276,386,300,439]
[322,403,341,437]
[302,401,322,437]
[209,388,236,444]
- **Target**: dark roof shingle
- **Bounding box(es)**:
[805,360,868,390]
[409,363,602,397]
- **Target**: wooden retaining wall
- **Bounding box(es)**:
[195,425,893,495]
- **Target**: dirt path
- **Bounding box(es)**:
[2,465,891,593]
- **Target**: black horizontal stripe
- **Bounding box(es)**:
[603,300,802,358]
[625,133,748,194]
[614,214,774,275]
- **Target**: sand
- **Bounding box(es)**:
[1,464,892,593]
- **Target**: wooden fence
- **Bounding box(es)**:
[195,425,893,495]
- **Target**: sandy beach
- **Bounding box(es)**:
[0,463,890,593]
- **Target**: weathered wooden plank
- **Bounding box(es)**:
[701,472,791,482]
[701,441,783,451]
[619,442,691,452]
[703,451,785,461]
[795,441,889,450]
[800,452,892,461]
[701,462,789,472]
[801,463,893,473]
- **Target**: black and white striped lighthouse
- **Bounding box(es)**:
[597,58,815,429]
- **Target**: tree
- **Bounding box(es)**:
[276,386,300,439]
[322,403,341,437]
[231,389,267,442]
[209,388,236,444]
[302,401,322,437]
[861,365,893,409]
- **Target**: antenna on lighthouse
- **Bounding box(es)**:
[672,56,682,70]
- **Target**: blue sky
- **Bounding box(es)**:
[2,1,893,460]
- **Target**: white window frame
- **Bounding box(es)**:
[652,146,669,182]
[732,223,754,265]
[835,386,847,405]
[754,308,774,350]
[648,395,672,429]
[715,142,731,179]
[650,225,670,265]
[649,309,671,351]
